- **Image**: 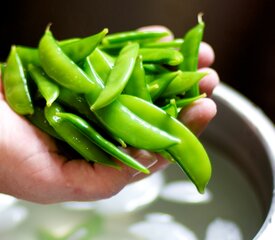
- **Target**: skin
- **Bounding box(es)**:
[0,26,219,204]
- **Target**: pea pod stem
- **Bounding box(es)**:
[161,99,178,118]
[176,93,207,108]
[180,13,205,97]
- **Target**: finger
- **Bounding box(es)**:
[178,98,217,136]
[124,148,169,183]
[198,42,215,68]
[60,149,167,202]
[199,68,220,96]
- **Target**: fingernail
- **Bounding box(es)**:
[122,148,158,178]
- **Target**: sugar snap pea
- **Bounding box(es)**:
[180,13,205,97]
[88,48,114,83]
[17,46,40,67]
[139,48,183,66]
[0,62,5,78]
[45,103,119,168]
[102,30,170,45]
[94,99,181,151]
[82,56,104,106]
[3,46,34,115]
[124,55,151,101]
[38,27,101,94]
[61,28,108,63]
[28,64,60,107]
[27,106,62,140]
[2,18,213,191]
[160,71,207,97]
[91,43,139,110]
[58,87,96,121]
[56,112,150,174]
[148,71,179,101]
[141,38,184,48]
[119,95,211,193]
[16,29,107,68]
[58,87,127,148]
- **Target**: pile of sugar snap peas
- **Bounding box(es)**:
[1,15,211,193]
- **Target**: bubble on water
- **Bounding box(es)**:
[160,181,212,204]
[0,194,18,213]
[205,218,243,240]
[94,172,164,216]
[129,212,198,240]
[61,172,164,214]
[0,205,29,233]
[61,201,97,210]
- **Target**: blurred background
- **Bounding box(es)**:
[1,0,274,122]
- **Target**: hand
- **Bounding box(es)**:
[0,26,219,204]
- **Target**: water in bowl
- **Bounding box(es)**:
[0,141,264,240]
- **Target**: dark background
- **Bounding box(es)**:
[1,0,274,122]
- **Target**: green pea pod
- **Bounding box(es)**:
[141,38,184,48]
[38,27,101,94]
[3,46,34,115]
[161,99,178,118]
[44,103,119,169]
[139,48,183,66]
[102,30,170,45]
[124,55,151,101]
[148,71,179,101]
[17,46,40,67]
[161,71,207,97]
[58,87,96,121]
[27,106,62,140]
[91,43,139,110]
[180,13,205,97]
[88,48,114,83]
[58,37,80,46]
[143,64,169,75]
[58,87,125,147]
[28,64,60,107]
[57,112,150,174]
[0,62,5,78]
[94,99,181,151]
[16,29,107,68]
[176,93,206,108]
[61,28,108,63]
[119,94,211,193]
[83,57,104,106]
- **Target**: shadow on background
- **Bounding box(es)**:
[1,0,274,122]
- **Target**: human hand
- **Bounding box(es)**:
[0,26,219,204]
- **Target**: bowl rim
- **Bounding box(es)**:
[213,83,275,240]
